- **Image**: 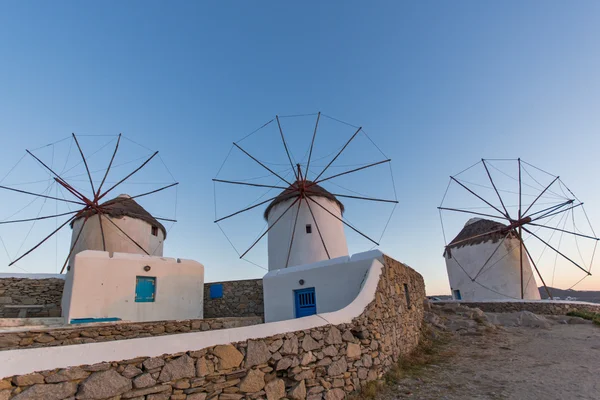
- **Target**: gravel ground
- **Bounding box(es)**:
[382,306,600,400]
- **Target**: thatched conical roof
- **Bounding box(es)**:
[445,218,515,256]
[264,181,344,220]
[71,194,167,238]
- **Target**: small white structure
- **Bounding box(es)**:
[444,218,541,301]
[263,250,382,322]
[68,194,165,268]
[61,251,204,324]
[266,181,348,271]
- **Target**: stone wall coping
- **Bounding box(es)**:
[435,299,600,306]
[0,316,261,334]
[0,273,65,280]
[0,257,384,379]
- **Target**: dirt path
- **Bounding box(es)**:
[385,310,600,400]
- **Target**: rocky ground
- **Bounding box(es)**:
[378,303,600,400]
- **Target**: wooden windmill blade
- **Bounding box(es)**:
[439,158,599,301]
[0,133,178,273]
[213,112,399,271]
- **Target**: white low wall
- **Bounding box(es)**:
[0,254,385,378]
[263,250,383,322]
[61,251,204,323]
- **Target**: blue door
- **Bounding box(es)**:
[135,276,156,302]
[294,288,316,318]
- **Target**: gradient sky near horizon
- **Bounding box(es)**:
[1,2,600,295]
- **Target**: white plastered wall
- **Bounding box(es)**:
[0,252,385,378]
[61,251,204,323]
[445,238,541,301]
[69,215,164,268]
[263,250,384,322]
[267,196,348,271]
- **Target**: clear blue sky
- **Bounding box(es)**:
[0,2,599,295]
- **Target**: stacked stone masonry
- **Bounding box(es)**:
[0,255,425,399]
[203,279,264,318]
[0,278,264,320]
[0,278,64,318]
[436,301,600,315]
[0,317,262,351]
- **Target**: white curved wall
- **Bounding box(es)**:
[267,197,348,271]
[69,215,164,268]
[445,238,541,301]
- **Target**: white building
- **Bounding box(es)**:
[444,218,541,301]
[265,181,348,271]
[62,251,204,324]
[68,194,165,268]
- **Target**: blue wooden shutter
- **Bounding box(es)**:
[210,284,223,299]
[294,287,316,318]
[135,276,156,302]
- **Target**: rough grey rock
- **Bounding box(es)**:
[46,368,89,383]
[288,380,307,400]
[76,370,132,399]
[282,336,299,355]
[239,368,265,392]
[12,382,77,400]
[213,344,244,369]
[265,378,285,400]
[327,358,348,377]
[246,340,271,367]
[133,373,156,388]
[158,355,195,382]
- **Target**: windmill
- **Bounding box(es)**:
[0,133,178,273]
[439,158,599,301]
[213,112,398,271]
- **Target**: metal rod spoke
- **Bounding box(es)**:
[528,223,600,241]
[304,194,330,259]
[522,176,560,216]
[527,200,573,219]
[9,215,77,266]
[26,150,67,182]
[533,202,582,222]
[101,214,150,255]
[522,226,590,276]
[59,216,89,274]
[96,133,121,198]
[72,133,95,195]
[306,190,397,204]
[285,198,303,268]
[276,115,297,181]
[518,158,523,299]
[312,126,362,183]
[112,182,179,201]
[0,210,80,225]
[312,159,391,186]
[98,151,159,201]
[305,112,320,180]
[437,207,508,221]
[482,159,510,218]
[473,232,510,280]
[233,143,293,186]
[212,179,288,190]
[240,197,300,259]
[215,192,295,223]
[519,236,553,299]
[306,196,378,246]
[0,185,85,205]
[97,212,106,251]
[451,177,508,218]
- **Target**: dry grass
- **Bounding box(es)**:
[352,325,454,400]
[567,310,600,325]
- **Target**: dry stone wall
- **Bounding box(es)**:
[0,255,425,400]
[0,317,262,351]
[204,279,264,318]
[436,300,600,315]
[0,278,64,318]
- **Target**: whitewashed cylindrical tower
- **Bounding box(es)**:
[265,181,348,271]
[68,194,166,268]
[444,218,541,301]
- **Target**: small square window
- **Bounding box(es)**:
[135,276,156,302]
[151,226,158,236]
[210,284,223,299]
[305,224,312,234]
